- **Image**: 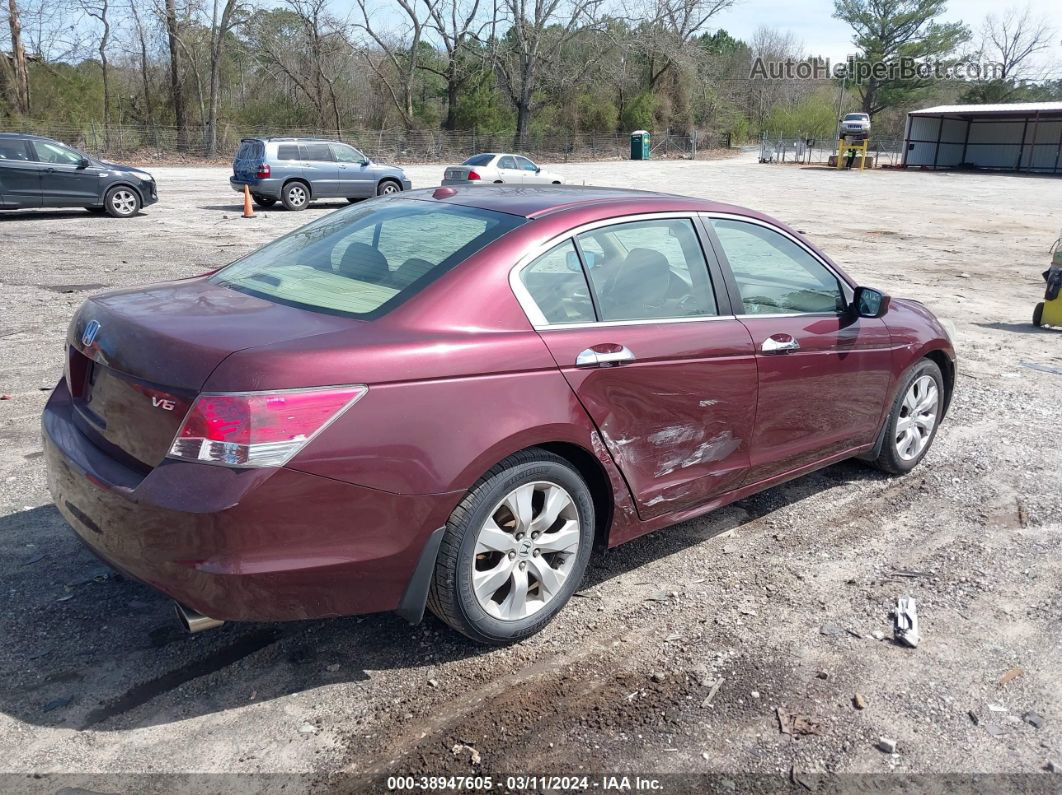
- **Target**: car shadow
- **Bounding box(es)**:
[976,321,1057,335]
[0,460,883,731]
[199,202,352,212]
[0,209,104,221]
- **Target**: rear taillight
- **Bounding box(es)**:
[256,163,271,178]
[467,170,480,181]
[168,385,366,468]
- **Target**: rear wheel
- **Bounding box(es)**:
[427,449,594,644]
[1033,302,1044,327]
[104,186,140,218]
[281,181,310,210]
[252,195,276,208]
[870,359,944,475]
[376,179,402,196]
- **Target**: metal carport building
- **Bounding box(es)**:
[902,101,1062,174]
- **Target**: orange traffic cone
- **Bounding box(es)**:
[242,184,255,218]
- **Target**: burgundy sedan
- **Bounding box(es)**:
[43,186,955,644]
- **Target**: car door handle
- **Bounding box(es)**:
[576,344,635,367]
[761,333,800,353]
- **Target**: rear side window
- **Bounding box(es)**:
[212,200,525,319]
[0,139,31,160]
[276,144,300,161]
[499,156,517,169]
[301,143,334,161]
[578,219,717,322]
[520,241,595,324]
[463,154,494,166]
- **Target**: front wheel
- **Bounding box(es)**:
[376,179,402,196]
[427,450,594,644]
[103,186,141,218]
[870,359,944,475]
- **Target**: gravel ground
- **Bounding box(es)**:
[1,155,1061,791]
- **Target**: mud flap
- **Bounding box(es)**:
[395,526,446,624]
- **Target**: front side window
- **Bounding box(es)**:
[332,144,365,163]
[515,156,537,172]
[577,219,717,322]
[212,199,524,319]
[711,219,845,315]
[32,141,84,165]
[520,240,595,324]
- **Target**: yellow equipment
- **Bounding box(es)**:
[1033,234,1062,327]
[836,137,869,171]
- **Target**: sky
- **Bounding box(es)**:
[714,0,1062,73]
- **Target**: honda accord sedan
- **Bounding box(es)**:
[43,186,955,644]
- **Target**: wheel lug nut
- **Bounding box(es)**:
[531,532,539,539]
[515,533,523,540]
[519,561,526,570]
[508,551,516,559]
[533,549,540,557]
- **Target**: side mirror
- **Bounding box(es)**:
[77,157,90,169]
[535,166,541,173]
[360,159,370,166]
[852,286,890,318]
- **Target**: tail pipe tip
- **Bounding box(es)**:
[174,601,225,633]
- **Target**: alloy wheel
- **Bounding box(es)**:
[895,374,938,461]
[111,190,137,216]
[380,182,400,195]
[287,185,307,207]
[471,481,581,621]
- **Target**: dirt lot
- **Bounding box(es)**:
[1,155,1061,791]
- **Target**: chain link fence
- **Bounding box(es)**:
[0,120,731,164]
[758,131,904,168]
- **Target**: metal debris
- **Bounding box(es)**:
[893,596,920,648]
[452,743,482,766]
[700,678,724,707]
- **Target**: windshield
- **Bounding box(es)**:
[462,154,495,166]
[844,114,867,121]
[211,198,525,319]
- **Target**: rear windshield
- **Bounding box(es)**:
[236,141,263,160]
[462,154,495,166]
[211,199,525,319]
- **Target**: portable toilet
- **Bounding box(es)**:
[630,130,650,160]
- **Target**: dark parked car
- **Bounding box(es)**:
[0,133,157,217]
[44,186,955,644]
[230,137,412,211]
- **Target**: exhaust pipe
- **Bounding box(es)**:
[174,601,225,633]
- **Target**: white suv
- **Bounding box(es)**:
[840,113,871,138]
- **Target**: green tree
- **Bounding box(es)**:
[833,0,968,117]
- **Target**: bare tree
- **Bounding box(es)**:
[489,0,604,147]
[634,0,735,88]
[79,0,113,142]
[352,0,439,129]
[162,0,189,149]
[128,0,153,125]
[204,0,241,156]
[980,4,1053,81]
[6,0,31,114]
[425,0,485,130]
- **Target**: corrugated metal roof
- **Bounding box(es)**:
[909,102,1062,117]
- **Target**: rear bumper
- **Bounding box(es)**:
[229,177,283,198]
[42,381,459,622]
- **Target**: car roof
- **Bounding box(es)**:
[403,184,762,221]
[0,132,55,141]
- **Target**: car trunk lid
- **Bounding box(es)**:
[67,277,357,468]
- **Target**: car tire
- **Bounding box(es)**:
[427,449,594,645]
[1033,302,1044,327]
[870,358,944,475]
[103,186,141,218]
[281,181,310,211]
[252,195,277,208]
[376,179,402,196]
[552,181,561,185]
